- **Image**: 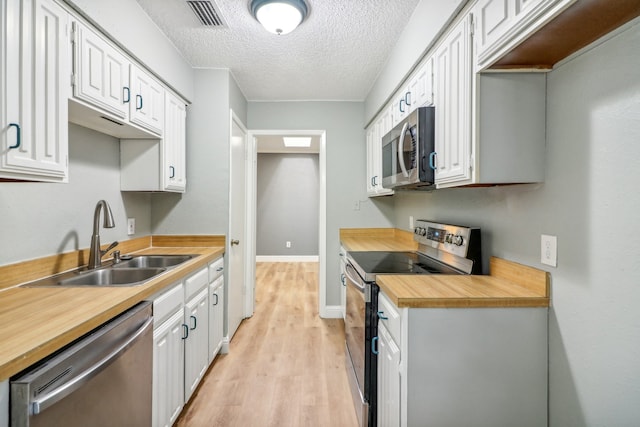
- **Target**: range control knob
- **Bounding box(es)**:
[414,227,421,235]
[453,235,464,246]
[419,228,427,236]
[445,234,453,244]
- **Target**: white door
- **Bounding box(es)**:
[228,112,248,339]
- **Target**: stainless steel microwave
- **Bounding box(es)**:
[381,106,435,190]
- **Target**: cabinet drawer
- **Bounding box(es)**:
[378,292,401,344]
[153,282,184,326]
[185,267,208,301]
[208,257,224,282]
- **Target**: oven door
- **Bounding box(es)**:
[344,262,370,427]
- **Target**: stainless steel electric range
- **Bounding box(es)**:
[343,220,482,427]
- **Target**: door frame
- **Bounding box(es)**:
[228,110,251,329]
[246,129,328,317]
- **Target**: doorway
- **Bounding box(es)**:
[246,130,328,317]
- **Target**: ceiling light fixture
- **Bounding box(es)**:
[250,0,308,35]
[283,137,311,147]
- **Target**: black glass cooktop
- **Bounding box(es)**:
[348,251,461,280]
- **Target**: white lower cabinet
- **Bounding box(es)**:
[376,323,400,427]
[377,291,548,427]
[151,260,224,427]
[208,276,224,362]
[153,309,185,427]
[183,267,210,403]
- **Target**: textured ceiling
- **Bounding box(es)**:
[134,0,421,101]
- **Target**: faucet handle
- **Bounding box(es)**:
[101,241,119,257]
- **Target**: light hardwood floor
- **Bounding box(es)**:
[175,262,358,427]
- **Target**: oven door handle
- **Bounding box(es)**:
[344,263,366,293]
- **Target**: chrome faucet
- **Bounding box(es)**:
[87,200,118,269]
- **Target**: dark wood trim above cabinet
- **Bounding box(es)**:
[490,0,640,70]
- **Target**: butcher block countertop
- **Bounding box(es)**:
[340,228,550,309]
[0,235,225,381]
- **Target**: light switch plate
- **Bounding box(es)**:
[127,218,136,236]
[541,234,557,267]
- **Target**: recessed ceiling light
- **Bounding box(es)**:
[283,137,311,147]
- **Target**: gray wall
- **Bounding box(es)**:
[247,101,395,305]
[390,22,640,425]
[256,153,319,256]
[151,69,247,235]
[0,124,152,264]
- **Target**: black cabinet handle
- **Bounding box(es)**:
[8,123,20,149]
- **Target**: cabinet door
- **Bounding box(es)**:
[366,124,377,195]
[153,309,185,427]
[410,58,433,108]
[184,288,209,402]
[434,15,473,185]
[475,0,514,62]
[377,323,401,427]
[1,0,68,182]
[163,92,187,192]
[73,22,130,120]
[130,65,164,135]
[208,277,224,363]
[371,111,394,197]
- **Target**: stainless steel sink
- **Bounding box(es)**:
[112,254,194,269]
[57,267,166,287]
[20,254,198,288]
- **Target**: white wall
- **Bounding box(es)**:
[364,0,466,123]
[0,124,152,265]
[256,153,319,256]
[247,101,395,305]
[64,0,194,101]
[390,22,640,425]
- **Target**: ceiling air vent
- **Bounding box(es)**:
[187,1,227,27]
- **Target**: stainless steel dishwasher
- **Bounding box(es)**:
[10,301,153,427]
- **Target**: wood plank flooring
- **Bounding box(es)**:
[175,262,358,427]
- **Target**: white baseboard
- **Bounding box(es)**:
[321,305,344,319]
[256,255,319,262]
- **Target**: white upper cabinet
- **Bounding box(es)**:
[474,0,577,70]
[120,90,187,193]
[1,0,69,182]
[72,21,130,120]
[366,107,394,197]
[409,58,434,109]
[163,92,187,192]
[130,65,164,135]
[70,16,167,139]
[434,15,473,185]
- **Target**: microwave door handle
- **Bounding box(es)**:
[397,122,410,177]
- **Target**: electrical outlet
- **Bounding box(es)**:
[541,235,557,267]
[286,241,291,248]
[127,218,136,236]
[354,200,360,211]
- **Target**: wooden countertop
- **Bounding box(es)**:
[340,228,550,309]
[0,236,224,381]
[340,228,418,252]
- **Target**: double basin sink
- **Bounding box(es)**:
[22,255,196,287]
